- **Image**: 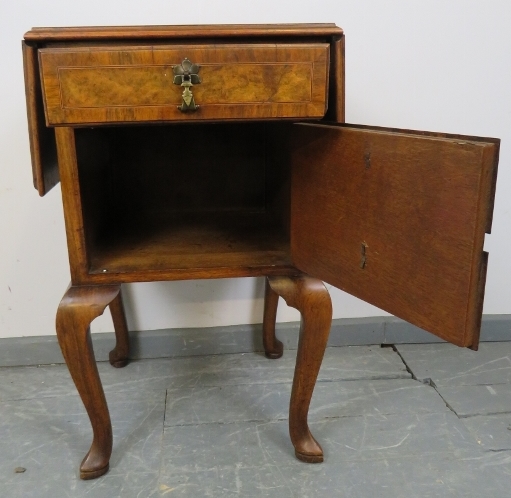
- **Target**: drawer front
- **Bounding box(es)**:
[39,44,330,125]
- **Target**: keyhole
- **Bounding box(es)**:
[360,242,368,269]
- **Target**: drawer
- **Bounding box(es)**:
[38,44,330,125]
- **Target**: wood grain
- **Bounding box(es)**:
[262,277,284,359]
[69,123,295,284]
[23,24,343,196]
[25,23,343,42]
[290,123,499,349]
[56,284,121,479]
[267,275,332,463]
[108,289,130,367]
[334,35,345,122]
[88,212,292,276]
[325,35,345,123]
[39,44,329,124]
[54,127,88,284]
[22,41,58,195]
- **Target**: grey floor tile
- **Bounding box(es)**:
[461,413,511,451]
[10,453,511,498]
[309,379,449,419]
[0,346,409,403]
[159,420,510,498]
[315,411,480,460]
[0,394,89,483]
[396,342,511,387]
[313,452,511,498]
[75,472,160,498]
[3,343,511,496]
[160,413,478,476]
[164,379,449,427]
[97,345,409,392]
[161,420,292,475]
[164,383,290,425]
[0,389,165,484]
[0,364,76,401]
[158,466,297,498]
[101,353,296,392]
[319,345,410,381]
[10,471,160,498]
[438,383,511,417]
[302,452,511,498]
[107,393,165,474]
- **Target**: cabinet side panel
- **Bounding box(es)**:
[22,41,59,196]
[465,142,499,349]
[290,124,498,347]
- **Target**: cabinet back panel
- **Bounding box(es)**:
[111,123,267,217]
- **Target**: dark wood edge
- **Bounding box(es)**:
[338,35,345,123]
[24,24,343,42]
[22,41,59,196]
[464,142,500,347]
[325,35,345,123]
[484,140,500,234]
[71,265,300,286]
[467,251,488,351]
[22,41,42,193]
[55,127,89,282]
[38,41,332,52]
[49,116,329,129]
[296,122,501,145]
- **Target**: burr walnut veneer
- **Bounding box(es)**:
[23,24,499,479]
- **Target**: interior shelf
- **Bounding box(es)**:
[89,212,291,275]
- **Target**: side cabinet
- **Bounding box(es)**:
[22,23,499,479]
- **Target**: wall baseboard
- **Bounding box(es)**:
[0,315,509,367]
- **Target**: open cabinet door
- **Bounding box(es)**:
[290,123,499,349]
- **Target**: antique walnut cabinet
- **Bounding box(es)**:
[22,24,499,479]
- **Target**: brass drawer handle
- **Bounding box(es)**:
[173,58,201,112]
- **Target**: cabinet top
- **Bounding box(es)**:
[24,23,343,42]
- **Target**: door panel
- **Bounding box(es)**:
[290,123,499,348]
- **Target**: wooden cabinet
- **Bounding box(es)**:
[23,23,499,479]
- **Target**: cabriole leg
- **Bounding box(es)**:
[267,275,332,463]
[262,277,283,358]
[108,288,130,368]
[56,284,120,479]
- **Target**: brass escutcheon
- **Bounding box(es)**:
[173,58,201,112]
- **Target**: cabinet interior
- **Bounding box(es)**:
[75,122,293,276]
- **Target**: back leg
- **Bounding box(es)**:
[108,288,130,368]
[262,276,284,359]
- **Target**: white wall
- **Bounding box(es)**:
[1,1,510,338]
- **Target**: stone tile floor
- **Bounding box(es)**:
[1,343,511,497]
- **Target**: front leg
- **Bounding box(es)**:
[267,276,332,463]
[56,285,120,479]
